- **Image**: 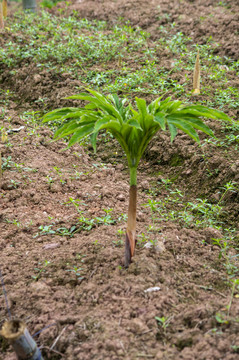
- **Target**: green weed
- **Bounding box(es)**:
[66,265,84,280]
[2,10,238,108]
[32,260,51,281]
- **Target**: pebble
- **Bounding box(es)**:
[43,243,60,250]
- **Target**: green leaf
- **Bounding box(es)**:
[130,107,139,118]
[167,117,200,143]
[54,120,78,139]
[90,132,98,153]
[168,115,214,137]
[68,124,95,147]
[147,95,164,113]
[42,108,77,123]
[154,112,166,130]
[85,89,123,122]
[168,123,177,142]
[94,116,112,132]
[180,105,231,122]
[135,97,147,120]
[142,113,155,132]
[85,103,98,110]
[66,94,95,101]
[127,118,142,130]
[96,120,122,134]
[108,93,122,111]
[166,100,182,114]
[109,130,129,156]
[66,92,119,120]
[60,110,84,120]
[80,111,101,123]
[42,89,232,175]
[158,97,173,112]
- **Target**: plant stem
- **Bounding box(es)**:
[125,184,137,267]
[0,3,4,30]
[130,167,137,186]
[0,150,2,185]
[227,280,236,316]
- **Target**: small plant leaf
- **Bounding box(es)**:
[42,108,78,123]
[135,97,147,119]
[168,114,214,137]
[168,123,178,142]
[94,116,112,132]
[179,105,231,122]
[67,124,95,147]
[54,121,78,139]
[167,117,200,143]
[154,112,166,130]
[126,118,142,129]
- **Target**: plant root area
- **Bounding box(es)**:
[0,0,239,359]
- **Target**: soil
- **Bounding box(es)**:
[0,1,239,360]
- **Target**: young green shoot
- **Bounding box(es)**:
[42,88,231,267]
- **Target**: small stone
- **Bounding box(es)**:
[94,184,102,189]
[116,164,124,170]
[231,164,238,173]
[43,243,60,250]
[49,183,61,193]
[144,242,153,249]
[33,194,41,204]
[33,74,41,83]
[218,65,229,71]
[144,286,161,293]
[105,340,118,352]
[141,180,149,190]
[211,192,220,201]
[61,73,71,78]
[136,211,145,222]
[155,240,166,253]
[30,281,49,293]
[144,240,165,253]
[235,173,239,181]
[117,193,125,201]
[129,318,149,334]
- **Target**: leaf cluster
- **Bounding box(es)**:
[42,89,231,169]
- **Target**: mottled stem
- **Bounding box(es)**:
[125,184,137,267]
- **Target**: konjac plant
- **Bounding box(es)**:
[43,89,231,267]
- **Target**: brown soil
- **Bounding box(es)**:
[0,1,239,360]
